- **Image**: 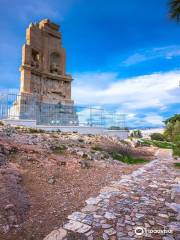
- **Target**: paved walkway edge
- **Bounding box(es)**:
[43,149,180,240]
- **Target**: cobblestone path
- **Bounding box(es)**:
[44,149,180,240]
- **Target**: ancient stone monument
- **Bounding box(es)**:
[11,19,77,124]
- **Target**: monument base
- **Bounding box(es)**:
[9,93,78,125]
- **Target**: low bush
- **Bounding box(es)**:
[174,135,180,143]
[139,139,151,146]
[173,144,180,157]
[150,133,165,141]
[0,121,4,126]
[28,128,45,133]
[152,140,174,149]
[140,139,174,149]
[112,152,147,164]
[174,162,180,168]
[52,145,67,154]
[108,126,129,130]
[91,145,103,151]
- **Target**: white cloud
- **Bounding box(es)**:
[72,70,180,111]
[74,72,117,89]
[18,1,61,21]
[122,45,180,66]
[144,114,164,126]
[122,53,147,66]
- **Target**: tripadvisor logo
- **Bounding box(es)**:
[134,226,173,236]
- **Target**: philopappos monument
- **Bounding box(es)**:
[11,19,77,124]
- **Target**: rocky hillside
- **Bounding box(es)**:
[0,124,155,240]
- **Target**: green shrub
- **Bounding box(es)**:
[91,145,102,151]
[164,114,180,125]
[152,140,174,149]
[139,139,151,146]
[52,145,67,154]
[174,135,180,143]
[174,162,180,168]
[140,139,174,149]
[0,121,4,126]
[28,128,45,133]
[111,152,123,160]
[164,114,180,142]
[150,133,165,141]
[173,143,180,157]
[108,126,129,130]
[112,152,147,164]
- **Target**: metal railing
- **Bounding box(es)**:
[0,93,126,128]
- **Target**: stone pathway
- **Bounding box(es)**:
[44,149,180,240]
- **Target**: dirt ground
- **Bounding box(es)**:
[0,127,155,240]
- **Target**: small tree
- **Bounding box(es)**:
[130,129,142,138]
[164,114,180,142]
[169,0,180,22]
[164,114,180,125]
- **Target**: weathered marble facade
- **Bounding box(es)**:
[11,19,77,125]
[20,18,73,104]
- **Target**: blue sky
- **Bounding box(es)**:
[0,0,180,127]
